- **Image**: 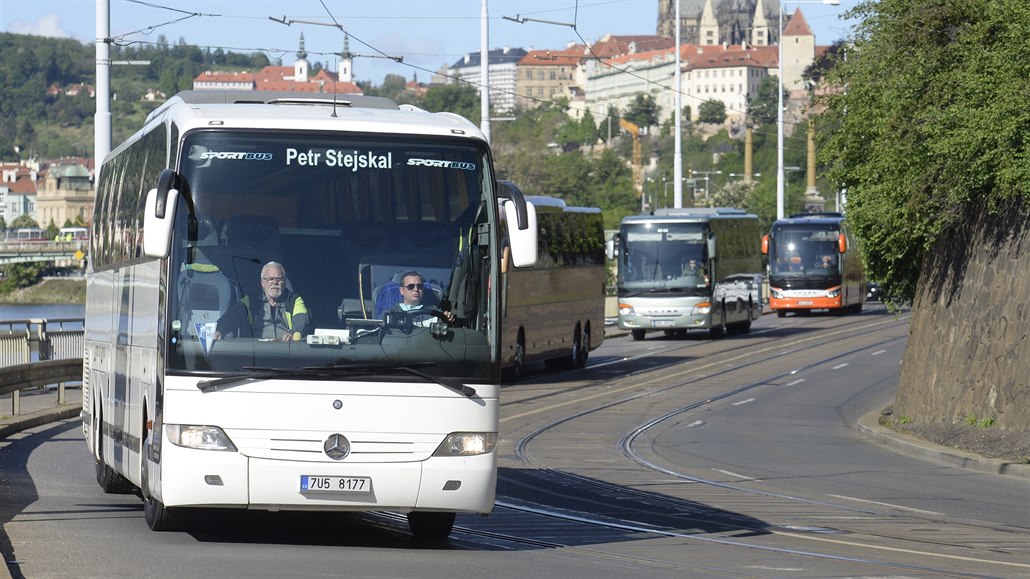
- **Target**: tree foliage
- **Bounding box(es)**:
[820,0,1030,302]
[697,100,726,124]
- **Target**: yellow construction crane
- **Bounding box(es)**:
[619,118,643,196]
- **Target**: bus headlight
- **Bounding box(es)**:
[826,287,841,298]
[692,301,712,315]
[166,424,238,451]
[618,303,635,316]
[433,432,497,457]
[771,288,784,299]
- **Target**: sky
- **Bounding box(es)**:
[1,0,862,86]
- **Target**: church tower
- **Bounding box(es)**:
[698,0,719,45]
[294,33,310,83]
[751,0,770,46]
[337,31,354,83]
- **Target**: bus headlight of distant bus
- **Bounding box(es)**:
[826,287,841,299]
[770,288,784,299]
[432,432,497,457]
[166,424,238,451]
[618,303,635,316]
[692,302,712,315]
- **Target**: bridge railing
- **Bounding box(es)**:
[0,318,84,417]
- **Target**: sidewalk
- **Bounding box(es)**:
[856,409,1030,480]
[0,386,81,441]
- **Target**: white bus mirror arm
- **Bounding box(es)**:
[142,187,180,259]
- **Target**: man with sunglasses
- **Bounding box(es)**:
[213,261,311,341]
[391,271,456,326]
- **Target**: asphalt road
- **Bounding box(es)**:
[2,304,1028,578]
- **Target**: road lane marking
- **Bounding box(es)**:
[731,398,754,406]
[826,494,943,516]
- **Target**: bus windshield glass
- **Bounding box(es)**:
[166,130,493,380]
[619,222,708,292]
[769,226,841,277]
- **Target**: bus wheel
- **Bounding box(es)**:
[631,330,646,341]
[95,406,133,494]
[141,415,183,531]
[575,325,590,368]
[709,307,725,339]
[408,511,455,540]
[776,310,786,318]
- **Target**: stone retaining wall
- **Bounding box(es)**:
[895,200,1030,431]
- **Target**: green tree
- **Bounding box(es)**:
[419,83,480,121]
[11,215,38,229]
[624,94,660,128]
[698,100,726,124]
[46,219,59,240]
[820,0,1030,302]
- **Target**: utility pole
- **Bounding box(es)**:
[95,0,111,177]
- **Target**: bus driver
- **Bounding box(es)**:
[213,261,311,342]
[390,271,457,326]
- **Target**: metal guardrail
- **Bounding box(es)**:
[0,318,84,417]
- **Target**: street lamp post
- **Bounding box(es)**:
[777,0,840,220]
[691,170,723,203]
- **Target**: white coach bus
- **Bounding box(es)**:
[607,208,763,340]
[498,191,606,380]
[83,90,537,539]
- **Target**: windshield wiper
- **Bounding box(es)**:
[197,366,340,391]
[316,363,477,398]
[197,363,477,398]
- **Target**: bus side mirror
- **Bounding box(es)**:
[142,186,180,259]
[605,238,616,260]
[761,234,769,255]
[707,235,717,261]
[503,199,537,268]
[838,233,848,254]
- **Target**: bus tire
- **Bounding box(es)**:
[408,511,455,540]
[709,307,725,339]
[631,329,646,341]
[776,310,786,318]
[141,412,184,531]
[95,406,133,494]
[575,324,590,368]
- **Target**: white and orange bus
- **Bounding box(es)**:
[762,212,866,316]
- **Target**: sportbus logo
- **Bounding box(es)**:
[406,158,477,171]
[199,151,274,161]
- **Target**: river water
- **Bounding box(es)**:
[0,303,85,321]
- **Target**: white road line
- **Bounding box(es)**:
[871,349,886,356]
[731,398,754,406]
[712,468,762,482]
[831,363,849,370]
[826,494,943,516]
[786,378,806,386]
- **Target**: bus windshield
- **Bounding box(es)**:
[619,222,708,292]
[166,130,493,380]
[769,226,841,277]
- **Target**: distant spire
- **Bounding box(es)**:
[297,32,308,60]
[337,26,353,83]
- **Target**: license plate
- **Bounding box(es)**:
[300,475,371,493]
[652,320,675,328]
[797,300,814,306]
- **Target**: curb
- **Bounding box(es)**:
[0,405,81,441]
[856,410,1030,480]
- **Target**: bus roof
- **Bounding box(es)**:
[775,212,847,226]
[122,90,488,164]
[622,207,757,225]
